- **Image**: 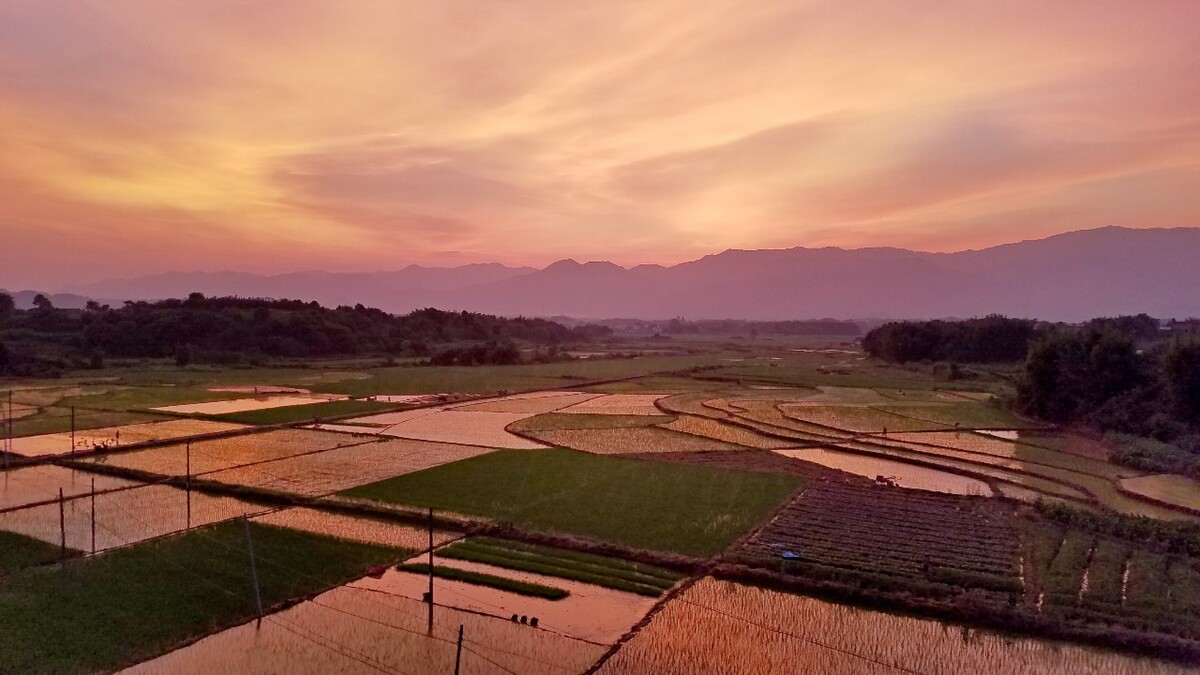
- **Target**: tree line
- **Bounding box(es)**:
[864,313,1200,477]
[862,315,1039,363]
[0,292,611,376]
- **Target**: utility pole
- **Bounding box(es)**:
[427,507,434,634]
[70,406,76,455]
[454,625,464,675]
[90,477,96,555]
[243,516,264,629]
[58,488,67,567]
[185,441,191,530]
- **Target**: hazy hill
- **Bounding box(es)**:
[42,226,1200,321]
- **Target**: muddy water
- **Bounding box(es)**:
[775,448,993,496]
[0,483,266,552]
[123,576,605,674]
[597,578,1194,675]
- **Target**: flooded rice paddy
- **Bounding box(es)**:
[775,448,994,495]
[206,438,498,496]
[659,416,793,449]
[596,578,1193,675]
[558,394,666,416]
[1119,474,1200,511]
[451,391,599,414]
[252,508,459,549]
[525,426,745,455]
[82,428,362,476]
[374,410,546,448]
[9,419,246,457]
[124,575,606,674]
[153,393,345,415]
[385,553,660,643]
[1,464,138,509]
[1,483,265,552]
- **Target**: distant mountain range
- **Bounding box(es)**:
[13,226,1198,321]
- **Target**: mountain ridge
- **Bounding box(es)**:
[20,226,1199,321]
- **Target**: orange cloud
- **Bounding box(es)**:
[0,0,1198,288]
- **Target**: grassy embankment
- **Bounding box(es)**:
[0,521,406,674]
[205,398,398,425]
[396,562,569,599]
[342,448,799,557]
[0,531,79,576]
[436,537,684,596]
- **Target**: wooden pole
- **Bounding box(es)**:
[70,406,75,454]
[185,441,191,530]
[427,507,434,634]
[454,625,463,675]
[59,488,67,567]
[90,477,96,555]
[243,516,264,629]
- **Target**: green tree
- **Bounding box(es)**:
[31,293,53,311]
[1166,341,1200,424]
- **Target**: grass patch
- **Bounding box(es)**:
[0,531,77,576]
[396,562,568,599]
[11,407,164,438]
[342,448,800,557]
[437,538,682,596]
[0,520,406,674]
[207,399,398,425]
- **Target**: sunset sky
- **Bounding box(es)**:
[2,1,1199,288]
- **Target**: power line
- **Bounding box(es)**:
[673,597,931,675]
[267,614,411,675]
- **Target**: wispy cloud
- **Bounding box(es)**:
[0,0,1198,287]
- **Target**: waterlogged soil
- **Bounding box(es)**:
[774,448,993,496]
[123,579,605,674]
[386,553,659,643]
[596,578,1194,674]
[10,419,246,457]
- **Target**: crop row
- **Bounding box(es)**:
[396,562,569,600]
[756,518,1016,569]
[772,507,1018,556]
[436,539,680,596]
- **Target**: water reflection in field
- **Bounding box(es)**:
[598,578,1194,675]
